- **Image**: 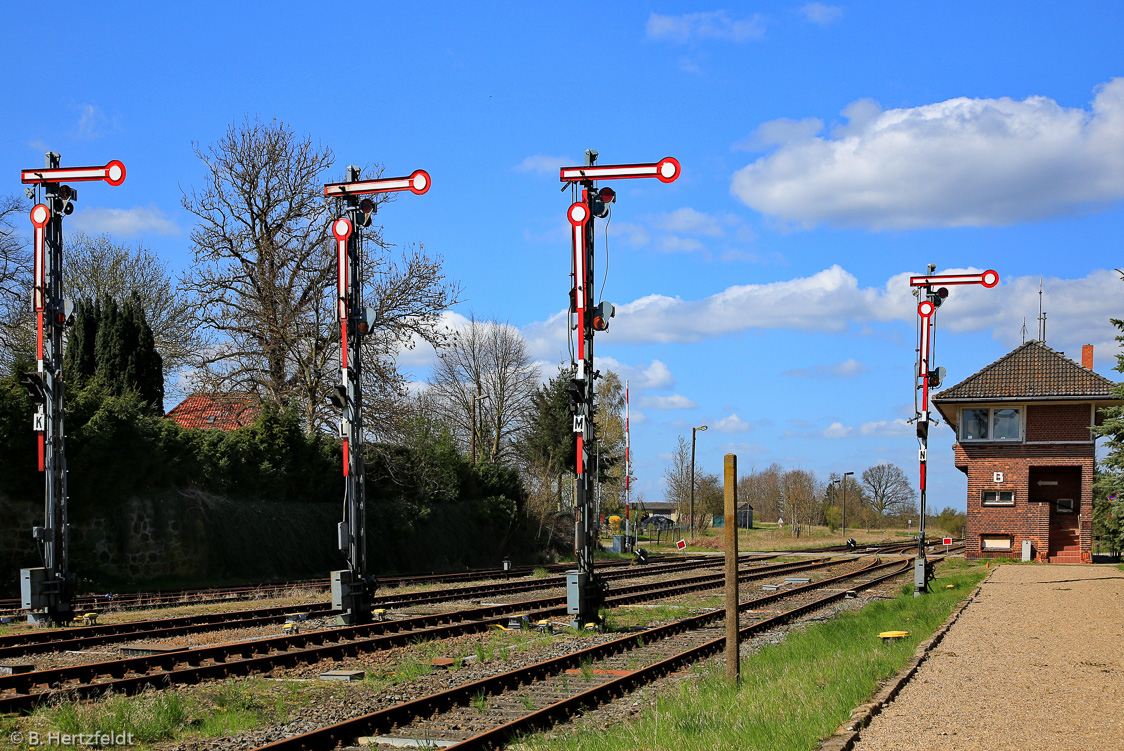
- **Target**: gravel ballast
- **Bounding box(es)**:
[852,563,1124,751]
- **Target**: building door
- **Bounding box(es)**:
[1031,467,1081,560]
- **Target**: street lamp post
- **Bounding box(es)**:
[471,392,489,464]
[690,425,707,540]
[842,471,854,538]
[830,478,840,532]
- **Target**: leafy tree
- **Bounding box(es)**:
[1091,277,1124,552]
[592,371,626,514]
[64,296,164,413]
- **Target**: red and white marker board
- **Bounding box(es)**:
[21,160,126,186]
[560,157,680,183]
[324,170,430,197]
[676,539,687,551]
[943,537,952,545]
[30,204,50,312]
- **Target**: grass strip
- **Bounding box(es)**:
[523,559,988,751]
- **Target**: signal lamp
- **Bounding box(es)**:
[358,198,375,228]
[598,187,615,204]
[59,185,73,200]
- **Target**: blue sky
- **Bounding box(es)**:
[3,3,1123,512]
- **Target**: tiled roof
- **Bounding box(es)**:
[165,393,262,431]
[932,340,1117,402]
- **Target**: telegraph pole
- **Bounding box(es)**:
[559,152,680,628]
[19,155,126,625]
[323,167,430,624]
[909,266,998,595]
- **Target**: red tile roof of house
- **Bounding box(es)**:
[165,393,262,431]
[932,340,1117,403]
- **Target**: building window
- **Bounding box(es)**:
[980,534,1013,550]
[960,408,1021,442]
[1056,498,1074,513]
[982,490,1015,506]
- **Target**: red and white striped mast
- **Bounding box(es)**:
[908,266,998,596]
[560,151,679,627]
[323,167,430,624]
[624,379,632,541]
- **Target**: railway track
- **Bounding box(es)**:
[0,555,844,713]
[248,558,912,750]
[0,556,679,617]
[0,555,772,660]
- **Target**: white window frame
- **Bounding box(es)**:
[981,490,1015,506]
[959,406,1023,443]
[980,534,1013,550]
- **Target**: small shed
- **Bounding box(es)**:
[711,502,754,529]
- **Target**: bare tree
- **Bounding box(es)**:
[0,195,33,372]
[427,315,538,464]
[65,232,205,381]
[663,434,692,521]
[780,468,820,537]
[181,118,459,431]
[592,370,626,514]
[861,463,917,520]
[738,463,784,522]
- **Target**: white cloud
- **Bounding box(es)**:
[69,206,179,236]
[783,358,870,378]
[514,155,572,175]
[713,413,753,433]
[639,394,698,410]
[74,104,114,140]
[517,267,1122,388]
[718,441,768,455]
[800,3,843,25]
[859,419,913,437]
[28,139,49,151]
[656,207,726,237]
[659,236,706,253]
[732,78,1124,229]
[821,421,853,439]
[596,357,677,392]
[647,11,766,43]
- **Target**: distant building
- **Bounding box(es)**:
[932,341,1119,563]
[165,393,261,431]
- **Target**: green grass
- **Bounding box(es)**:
[18,678,290,749]
[522,561,987,751]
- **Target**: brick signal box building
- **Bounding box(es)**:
[932,340,1119,563]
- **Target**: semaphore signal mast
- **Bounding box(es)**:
[909,265,998,596]
[322,166,431,624]
[19,154,126,625]
[559,150,680,628]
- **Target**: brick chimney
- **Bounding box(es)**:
[1082,344,1094,370]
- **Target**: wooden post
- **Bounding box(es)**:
[724,453,740,684]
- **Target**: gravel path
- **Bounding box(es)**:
[854,563,1124,751]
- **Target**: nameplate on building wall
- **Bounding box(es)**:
[993,472,1004,483]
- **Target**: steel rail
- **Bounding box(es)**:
[0,557,839,713]
[250,559,908,750]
